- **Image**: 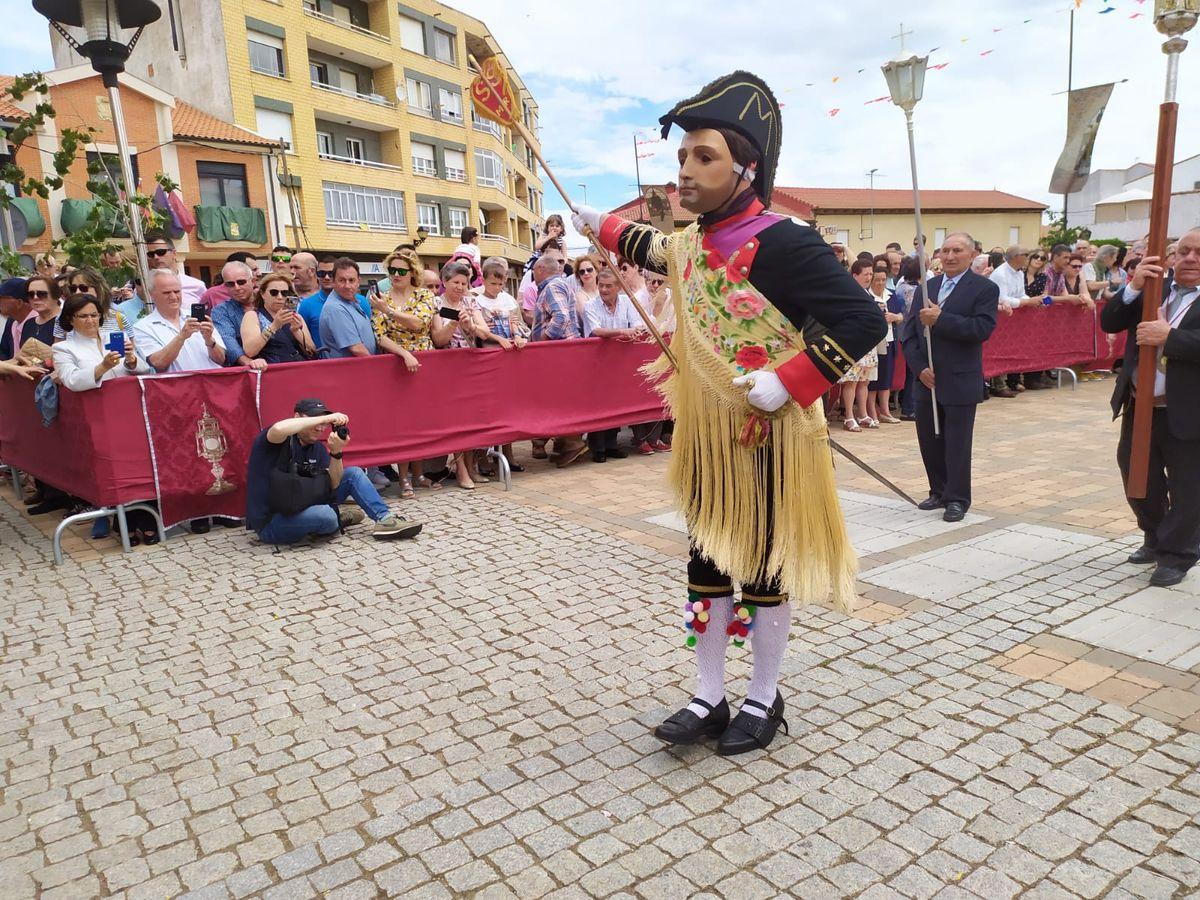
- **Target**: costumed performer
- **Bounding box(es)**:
[573,72,886,755]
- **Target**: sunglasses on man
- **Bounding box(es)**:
[271,254,292,263]
[316,269,335,278]
[224,278,250,288]
[28,289,52,299]
[387,266,410,277]
[68,283,93,293]
[147,247,173,258]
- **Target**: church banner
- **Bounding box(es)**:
[1048,83,1115,196]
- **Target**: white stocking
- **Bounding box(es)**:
[686,594,734,718]
[742,602,792,718]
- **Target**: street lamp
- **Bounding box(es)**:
[33,0,161,290]
[882,38,939,433]
[577,183,588,205]
[414,225,430,247]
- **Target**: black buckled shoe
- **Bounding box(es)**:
[717,691,788,756]
[654,697,730,745]
[1128,545,1156,565]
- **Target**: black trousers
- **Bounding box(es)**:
[1117,403,1200,570]
[587,428,620,452]
[915,398,977,508]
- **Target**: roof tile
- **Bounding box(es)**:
[171,100,276,148]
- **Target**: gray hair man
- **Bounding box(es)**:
[131,269,226,373]
[211,261,267,370]
[1103,227,1200,587]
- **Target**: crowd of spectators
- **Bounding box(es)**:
[0,225,677,544]
[1,223,1142,543]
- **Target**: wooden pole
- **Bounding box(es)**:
[509,118,676,367]
[1125,100,1178,499]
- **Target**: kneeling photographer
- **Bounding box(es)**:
[246,397,421,544]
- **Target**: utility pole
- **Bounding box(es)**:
[1064,7,1075,230]
[865,168,881,241]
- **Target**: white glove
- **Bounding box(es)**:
[732,370,791,413]
[571,205,602,235]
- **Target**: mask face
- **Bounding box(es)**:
[676,128,746,214]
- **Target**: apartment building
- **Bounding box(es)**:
[48,0,545,277]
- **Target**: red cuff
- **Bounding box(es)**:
[598,214,630,253]
[776,352,831,409]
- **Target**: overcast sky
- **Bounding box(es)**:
[7,0,1198,249]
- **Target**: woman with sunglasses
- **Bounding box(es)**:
[432,261,489,490]
[54,267,129,344]
[18,277,61,360]
[1024,251,1048,298]
[52,292,148,390]
[240,273,317,365]
[370,249,437,498]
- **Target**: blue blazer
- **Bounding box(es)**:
[900,269,999,406]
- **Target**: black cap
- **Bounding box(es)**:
[0,277,27,300]
[294,397,331,417]
[659,71,781,205]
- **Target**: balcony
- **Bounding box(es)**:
[323,180,406,231]
[318,151,401,172]
[412,158,437,178]
[302,4,388,43]
[472,115,504,140]
[445,167,466,183]
[311,79,395,108]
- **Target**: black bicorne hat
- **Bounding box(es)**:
[659,70,782,205]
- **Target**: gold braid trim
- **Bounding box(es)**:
[640,233,858,613]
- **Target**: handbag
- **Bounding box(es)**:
[267,437,332,516]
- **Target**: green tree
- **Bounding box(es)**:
[1,72,174,275]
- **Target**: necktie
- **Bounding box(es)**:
[1165,286,1196,321]
[938,278,956,305]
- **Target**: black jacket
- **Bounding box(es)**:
[900,270,999,406]
[1100,277,1200,441]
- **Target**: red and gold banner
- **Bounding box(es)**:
[138,370,261,527]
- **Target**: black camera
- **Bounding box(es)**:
[334,425,349,440]
[295,460,320,477]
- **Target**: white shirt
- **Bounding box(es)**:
[990,262,1028,308]
[51,328,151,391]
[132,308,225,373]
[453,243,482,265]
[1123,282,1198,397]
[583,293,639,337]
[473,289,518,318]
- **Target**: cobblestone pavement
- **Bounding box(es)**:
[4,382,1200,899]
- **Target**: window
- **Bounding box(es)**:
[316,131,334,157]
[85,151,139,195]
[398,15,425,53]
[1009,226,1021,245]
[411,141,436,176]
[406,78,432,116]
[443,148,466,182]
[345,137,365,162]
[338,68,360,95]
[836,229,850,248]
[310,61,328,85]
[438,88,463,123]
[197,161,248,208]
[248,32,284,77]
[417,202,441,235]
[255,107,294,153]
[323,181,406,229]
[934,227,947,248]
[474,148,503,188]
[433,29,455,63]
[448,207,469,233]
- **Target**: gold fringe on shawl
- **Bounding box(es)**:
[641,235,858,613]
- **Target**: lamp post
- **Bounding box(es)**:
[577,183,588,206]
[1125,0,1198,498]
[414,225,430,248]
[882,35,938,434]
[33,0,161,291]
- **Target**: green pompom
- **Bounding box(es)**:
[732,639,745,648]
[686,635,697,648]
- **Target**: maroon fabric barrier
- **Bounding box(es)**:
[1083,299,1127,372]
[982,304,1097,378]
[0,338,666,513]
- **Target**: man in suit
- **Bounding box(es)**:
[901,232,999,522]
[1101,228,1200,587]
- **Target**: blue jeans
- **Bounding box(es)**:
[257,466,389,545]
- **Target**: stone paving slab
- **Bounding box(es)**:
[6,385,1200,899]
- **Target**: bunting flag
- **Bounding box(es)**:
[828,108,841,117]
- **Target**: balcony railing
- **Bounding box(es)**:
[441,110,464,125]
[445,167,466,183]
[476,175,504,189]
[318,151,402,172]
[311,79,396,108]
[302,5,389,42]
[472,117,503,139]
[412,159,437,177]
